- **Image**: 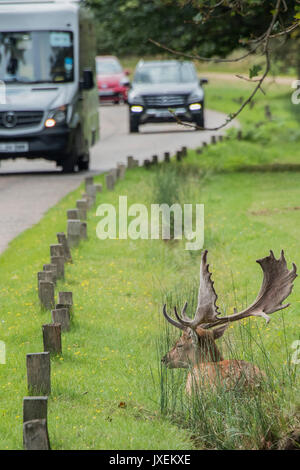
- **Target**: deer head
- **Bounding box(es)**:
[162,250,297,369]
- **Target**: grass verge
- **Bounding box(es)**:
[0,79,300,449]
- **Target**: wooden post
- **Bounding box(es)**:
[23,419,50,450]
[26,352,51,395]
[43,264,57,284]
[127,156,134,168]
[164,152,170,163]
[50,256,64,279]
[76,200,88,220]
[211,135,217,144]
[37,271,53,289]
[237,130,242,140]
[51,308,70,332]
[152,155,158,165]
[57,232,72,263]
[42,323,62,355]
[108,169,118,185]
[176,150,182,161]
[181,146,187,156]
[23,396,48,423]
[133,159,139,167]
[67,219,82,247]
[82,192,94,209]
[58,291,73,306]
[39,281,55,310]
[50,244,64,258]
[67,209,79,220]
[143,159,151,168]
[86,184,97,201]
[117,163,126,179]
[85,176,94,190]
[106,173,115,190]
[38,272,54,302]
[95,183,103,193]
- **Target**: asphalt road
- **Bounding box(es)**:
[0,105,234,254]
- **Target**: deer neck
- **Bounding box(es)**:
[194,338,224,364]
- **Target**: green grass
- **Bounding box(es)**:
[1,78,300,449]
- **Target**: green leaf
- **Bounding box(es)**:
[193,12,202,22]
[249,65,262,79]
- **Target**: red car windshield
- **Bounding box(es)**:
[96,60,122,75]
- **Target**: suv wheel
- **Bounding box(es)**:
[193,114,204,130]
[129,115,140,133]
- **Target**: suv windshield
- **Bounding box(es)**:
[0,31,74,84]
[134,62,197,85]
[96,60,122,75]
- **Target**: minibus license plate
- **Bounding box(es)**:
[0,142,29,153]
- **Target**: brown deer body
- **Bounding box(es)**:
[162,250,297,395]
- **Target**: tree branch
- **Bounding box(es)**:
[150,0,298,132]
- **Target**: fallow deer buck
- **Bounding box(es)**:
[162,250,297,394]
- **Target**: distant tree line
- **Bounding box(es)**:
[86,0,298,68]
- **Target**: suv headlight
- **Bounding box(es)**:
[128,90,144,105]
[188,90,204,103]
[45,105,70,128]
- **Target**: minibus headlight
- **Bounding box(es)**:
[46,105,68,127]
[45,118,56,128]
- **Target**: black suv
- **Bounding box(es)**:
[128,60,207,133]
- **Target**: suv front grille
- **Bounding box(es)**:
[0,111,44,129]
[143,95,186,107]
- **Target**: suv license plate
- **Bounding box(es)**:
[0,142,29,153]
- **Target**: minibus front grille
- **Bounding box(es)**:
[0,111,44,129]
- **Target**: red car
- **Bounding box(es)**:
[96,56,130,104]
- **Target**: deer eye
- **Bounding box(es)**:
[177,344,184,348]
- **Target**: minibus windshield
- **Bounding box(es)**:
[0,31,74,84]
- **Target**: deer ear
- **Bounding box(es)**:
[212,324,229,340]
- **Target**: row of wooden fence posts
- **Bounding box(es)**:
[23,176,100,450]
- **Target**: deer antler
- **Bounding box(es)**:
[163,250,297,332]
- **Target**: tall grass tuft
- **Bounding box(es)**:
[152,165,182,240]
[152,163,205,244]
[155,282,299,450]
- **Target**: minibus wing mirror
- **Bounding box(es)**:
[80,69,94,90]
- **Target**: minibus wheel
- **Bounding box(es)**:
[78,151,90,171]
[61,127,84,173]
[62,158,77,173]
